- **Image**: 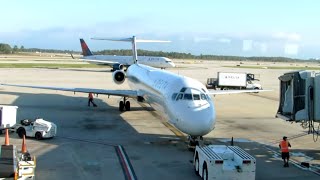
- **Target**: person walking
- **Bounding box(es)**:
[279,136,291,167]
[88,92,97,107]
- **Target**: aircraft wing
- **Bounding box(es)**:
[208,89,271,95]
[0,83,138,98]
[80,58,122,65]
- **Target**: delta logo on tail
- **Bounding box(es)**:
[80,39,93,56]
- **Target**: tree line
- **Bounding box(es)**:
[0,43,74,54]
[0,43,314,62]
[95,49,305,62]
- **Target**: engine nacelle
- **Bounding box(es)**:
[112,70,126,85]
[112,63,124,71]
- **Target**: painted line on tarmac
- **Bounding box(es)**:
[138,102,186,139]
[162,122,186,139]
[115,145,138,180]
[263,146,320,176]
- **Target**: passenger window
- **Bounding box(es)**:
[193,94,200,100]
[184,94,192,100]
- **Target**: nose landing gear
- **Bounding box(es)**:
[188,136,203,151]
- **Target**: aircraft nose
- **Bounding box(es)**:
[176,104,216,136]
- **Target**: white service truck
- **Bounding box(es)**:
[15,118,57,140]
[0,106,18,134]
[206,72,261,90]
[194,145,256,180]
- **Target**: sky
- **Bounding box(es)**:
[0,0,320,59]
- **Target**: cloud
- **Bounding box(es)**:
[242,40,253,51]
[284,43,299,55]
[253,42,268,53]
[193,37,213,43]
[218,38,231,43]
[272,32,301,41]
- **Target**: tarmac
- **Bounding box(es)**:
[0,58,320,179]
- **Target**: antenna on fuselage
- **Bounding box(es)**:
[91,36,170,64]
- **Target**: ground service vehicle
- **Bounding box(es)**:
[194,145,256,180]
[15,118,57,140]
[0,106,18,134]
[206,72,261,90]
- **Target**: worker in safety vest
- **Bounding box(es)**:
[279,136,291,167]
[88,92,97,107]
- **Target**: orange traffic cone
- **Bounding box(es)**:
[21,135,27,153]
[4,128,9,146]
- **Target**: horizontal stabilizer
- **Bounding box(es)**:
[91,37,170,43]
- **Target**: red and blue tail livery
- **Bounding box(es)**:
[80,38,93,56]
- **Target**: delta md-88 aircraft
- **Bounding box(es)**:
[1,36,266,145]
[78,38,175,71]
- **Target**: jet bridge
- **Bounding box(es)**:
[276,71,320,140]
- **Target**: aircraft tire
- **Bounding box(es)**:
[119,101,124,111]
[125,101,131,111]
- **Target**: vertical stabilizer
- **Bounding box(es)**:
[80,39,93,56]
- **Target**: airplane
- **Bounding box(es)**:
[1,36,268,146]
[78,38,175,71]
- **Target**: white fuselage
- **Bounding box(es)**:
[82,55,175,68]
[126,64,216,136]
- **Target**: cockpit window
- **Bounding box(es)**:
[193,94,200,100]
[172,93,178,100]
[183,94,192,100]
[176,93,183,100]
[165,60,172,63]
[180,87,187,92]
[175,88,209,101]
[201,94,207,100]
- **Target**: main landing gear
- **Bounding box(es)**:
[188,136,203,151]
[119,97,130,111]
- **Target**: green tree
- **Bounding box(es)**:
[0,43,12,54]
[13,45,19,53]
[20,45,24,51]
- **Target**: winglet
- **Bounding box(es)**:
[80,38,93,56]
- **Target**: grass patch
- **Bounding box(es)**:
[0,63,104,68]
[223,65,320,70]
